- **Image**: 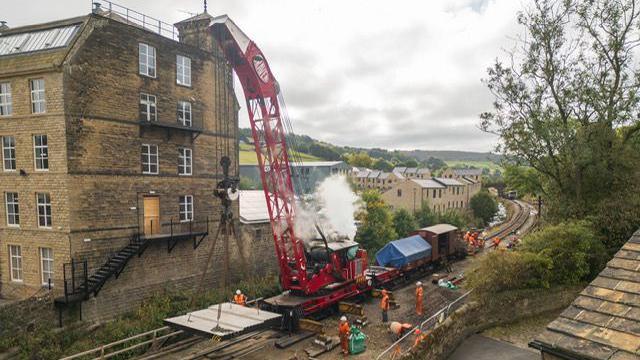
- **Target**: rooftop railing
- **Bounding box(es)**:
[91,0,180,41]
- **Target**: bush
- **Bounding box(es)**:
[466,251,552,295]
[392,209,417,238]
[520,221,607,284]
[469,191,498,226]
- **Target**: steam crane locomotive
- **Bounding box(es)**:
[210,17,373,315]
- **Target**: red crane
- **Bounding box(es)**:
[211,16,368,297]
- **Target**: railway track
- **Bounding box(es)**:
[483,199,533,244]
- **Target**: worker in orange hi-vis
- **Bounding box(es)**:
[233,289,247,306]
[389,321,413,340]
[339,316,350,356]
[381,289,390,323]
[491,237,501,250]
[413,328,429,349]
[415,282,424,316]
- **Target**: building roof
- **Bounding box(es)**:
[462,176,478,184]
[453,168,483,176]
[367,170,382,178]
[417,168,431,175]
[355,170,371,178]
[434,177,464,186]
[411,179,446,189]
[379,172,394,179]
[405,167,418,174]
[530,229,640,359]
[0,22,82,56]
[174,12,214,26]
[419,224,458,234]
[393,167,407,174]
[290,161,344,167]
[239,190,269,224]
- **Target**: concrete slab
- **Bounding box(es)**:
[164,302,282,339]
[448,334,538,360]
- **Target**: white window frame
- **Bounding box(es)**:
[2,136,16,171]
[138,43,156,78]
[40,247,54,287]
[9,245,22,282]
[37,192,52,228]
[140,93,157,122]
[5,192,19,227]
[30,79,46,114]
[178,147,192,176]
[141,144,159,174]
[176,55,191,86]
[33,134,49,171]
[0,82,12,116]
[179,195,193,222]
[177,101,192,127]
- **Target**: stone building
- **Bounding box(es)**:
[352,169,404,192]
[238,190,277,275]
[381,177,468,213]
[0,7,263,321]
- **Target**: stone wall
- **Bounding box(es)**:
[409,287,582,360]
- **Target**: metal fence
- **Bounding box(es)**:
[91,0,180,41]
[376,290,472,359]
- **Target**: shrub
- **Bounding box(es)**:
[466,251,552,295]
[469,191,498,226]
[520,221,607,284]
[393,209,417,237]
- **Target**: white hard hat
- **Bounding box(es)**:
[416,281,422,286]
[236,289,241,295]
[340,316,347,321]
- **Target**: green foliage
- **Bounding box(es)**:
[239,175,261,190]
[414,204,437,228]
[469,191,498,226]
[392,209,418,237]
[356,190,397,252]
[345,151,374,168]
[372,158,394,172]
[308,143,341,161]
[503,165,543,197]
[482,0,640,250]
[520,221,608,284]
[422,156,446,171]
[401,159,419,168]
[466,251,553,295]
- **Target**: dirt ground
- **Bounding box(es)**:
[240,258,471,360]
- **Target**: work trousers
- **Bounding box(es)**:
[382,309,388,322]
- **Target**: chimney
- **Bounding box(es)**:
[174,13,214,52]
[0,21,9,33]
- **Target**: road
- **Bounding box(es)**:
[448,335,538,360]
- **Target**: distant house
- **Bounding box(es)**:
[381,177,469,213]
[352,169,403,192]
[393,166,431,179]
[239,161,351,194]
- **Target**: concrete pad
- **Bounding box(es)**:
[448,334,538,360]
[164,302,282,339]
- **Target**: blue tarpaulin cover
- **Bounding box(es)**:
[375,235,432,268]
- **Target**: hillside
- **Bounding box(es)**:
[238,128,502,172]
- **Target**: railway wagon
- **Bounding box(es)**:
[412,224,460,261]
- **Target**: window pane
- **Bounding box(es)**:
[34,135,49,170]
[0,83,12,116]
[2,136,16,171]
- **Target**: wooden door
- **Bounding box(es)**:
[143,196,160,235]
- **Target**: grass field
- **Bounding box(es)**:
[445,160,503,173]
[239,143,323,164]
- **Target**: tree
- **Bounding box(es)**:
[423,157,446,171]
[469,191,498,226]
[346,152,374,168]
[355,190,397,252]
[372,158,394,172]
[481,0,640,248]
[401,159,419,168]
[308,143,341,161]
[392,209,417,238]
[503,165,543,197]
[414,204,437,228]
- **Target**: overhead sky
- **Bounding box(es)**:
[3,0,526,152]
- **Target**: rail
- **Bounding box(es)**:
[376,290,472,359]
[59,326,183,360]
[91,0,179,41]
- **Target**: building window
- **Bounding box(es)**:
[34,135,48,171]
[9,245,22,282]
[140,93,157,121]
[255,228,262,239]
[397,189,402,197]
[179,195,193,222]
[138,43,156,77]
[176,55,191,86]
[178,147,192,175]
[40,247,54,286]
[5,192,19,227]
[30,79,46,114]
[177,101,192,127]
[37,192,52,228]
[439,189,442,198]
[0,82,12,116]
[2,136,16,171]
[432,189,436,198]
[141,144,159,174]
